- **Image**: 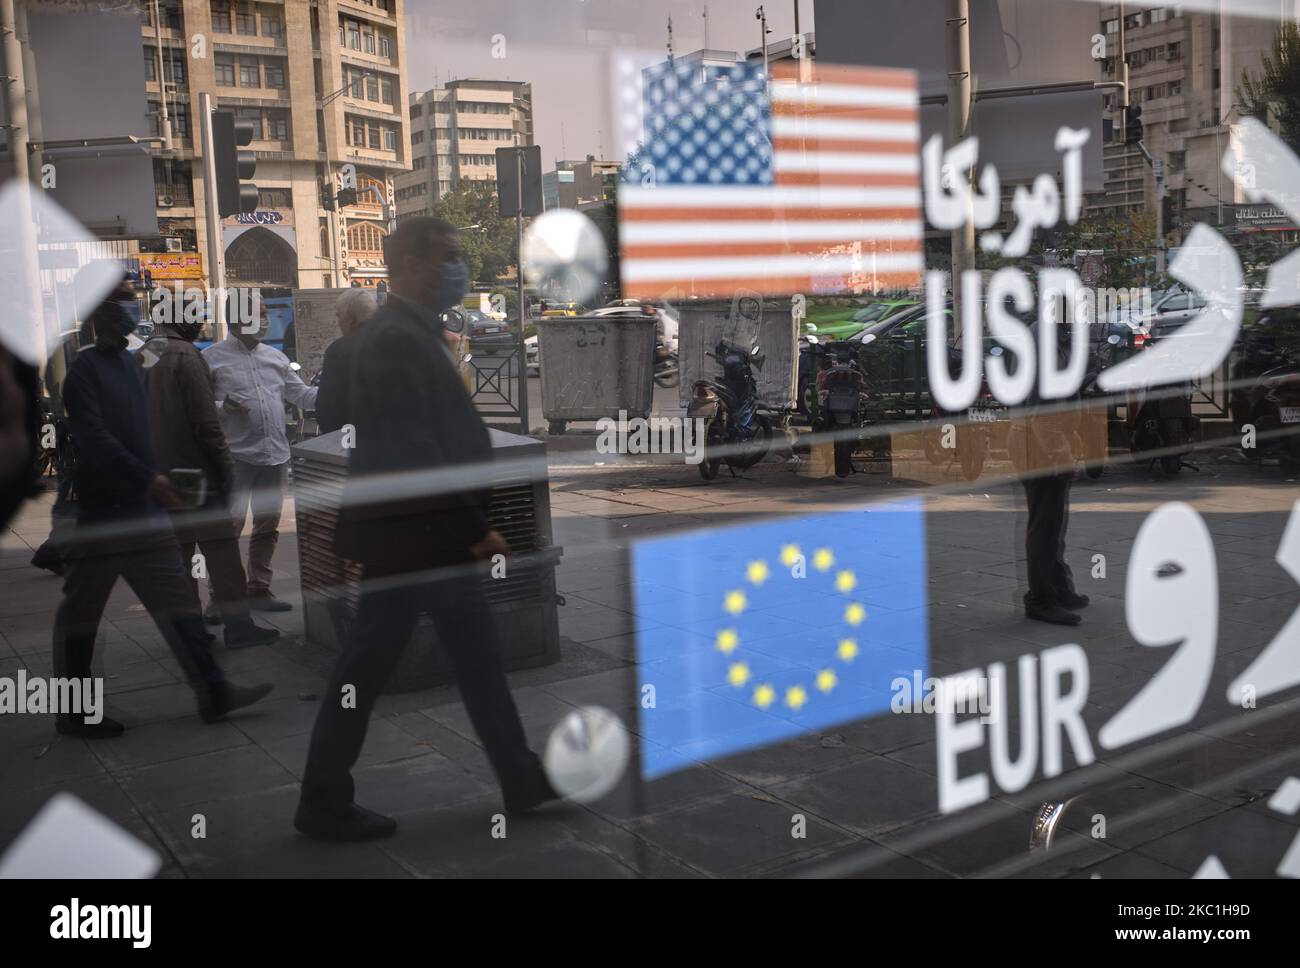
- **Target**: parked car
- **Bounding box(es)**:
[464,307,514,354]
[525,334,540,375]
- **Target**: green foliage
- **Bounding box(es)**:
[429,183,517,284]
[1237,23,1300,152]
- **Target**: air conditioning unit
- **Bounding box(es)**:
[156,194,175,208]
[164,237,183,252]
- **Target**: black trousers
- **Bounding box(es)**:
[52,530,225,708]
[1022,475,1076,605]
[300,568,540,808]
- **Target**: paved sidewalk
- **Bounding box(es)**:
[3,451,1299,877]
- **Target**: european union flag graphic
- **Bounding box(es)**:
[632,500,929,779]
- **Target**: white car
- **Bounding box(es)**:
[525,334,540,375]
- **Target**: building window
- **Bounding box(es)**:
[258,188,292,209]
[236,106,263,138]
[262,11,283,39]
[383,128,396,150]
[214,55,236,87]
[347,221,386,255]
[347,19,361,49]
[363,26,375,54]
[366,75,379,101]
[235,2,256,35]
[368,125,381,149]
[239,57,260,88]
[411,130,424,144]
[264,61,286,89]
[211,0,231,32]
[350,119,366,145]
[381,77,394,105]
[412,156,425,170]
[266,109,290,141]
[410,103,423,119]
[379,35,391,58]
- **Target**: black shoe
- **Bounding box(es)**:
[1025,600,1083,626]
[503,761,561,816]
[56,714,125,739]
[1058,590,1090,610]
[31,546,64,576]
[224,621,281,650]
[199,681,273,723]
[294,801,397,842]
[247,591,292,612]
[203,603,223,626]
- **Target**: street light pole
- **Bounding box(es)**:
[755,6,769,75]
[514,148,529,436]
[944,0,974,305]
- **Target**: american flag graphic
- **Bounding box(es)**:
[617,59,923,300]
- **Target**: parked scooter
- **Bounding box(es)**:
[808,335,866,478]
[687,339,773,481]
[1238,360,1300,475]
[923,347,1006,481]
[1128,378,1198,475]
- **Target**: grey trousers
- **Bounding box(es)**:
[228,460,287,595]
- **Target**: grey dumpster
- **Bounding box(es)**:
[291,428,563,693]
[536,314,656,434]
[676,299,799,413]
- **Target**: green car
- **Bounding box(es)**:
[800,298,918,342]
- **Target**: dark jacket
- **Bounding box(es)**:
[144,329,235,499]
[314,332,360,435]
[334,294,492,574]
[62,343,158,521]
[0,353,40,528]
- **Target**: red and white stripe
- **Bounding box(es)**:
[619,63,923,300]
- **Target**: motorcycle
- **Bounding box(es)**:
[1128,377,1198,475]
[1238,360,1300,475]
[687,339,773,481]
[808,335,867,478]
[923,350,1005,482]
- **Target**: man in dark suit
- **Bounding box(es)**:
[296,218,556,841]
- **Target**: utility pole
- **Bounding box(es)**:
[793,0,800,38]
[756,6,770,75]
[151,0,172,152]
[944,0,974,306]
[513,148,529,436]
[198,92,227,340]
[1,0,44,369]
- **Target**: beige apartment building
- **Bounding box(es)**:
[1092,3,1293,242]
[141,0,410,290]
[394,79,533,219]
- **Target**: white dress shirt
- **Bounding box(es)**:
[202,336,318,466]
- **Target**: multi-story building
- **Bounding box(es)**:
[1091,4,1287,244]
[140,0,410,291]
[541,157,619,212]
[395,79,534,219]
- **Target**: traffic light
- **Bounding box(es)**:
[212,110,258,216]
[1125,102,1143,145]
[335,187,358,209]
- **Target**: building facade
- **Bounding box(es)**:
[141,0,411,290]
[395,78,534,219]
[1091,3,1292,245]
[541,157,619,212]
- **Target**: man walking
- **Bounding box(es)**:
[53,269,271,737]
[296,218,556,841]
[143,310,280,649]
[203,304,317,613]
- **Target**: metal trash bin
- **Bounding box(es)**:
[536,314,656,434]
[291,428,563,693]
[676,298,799,413]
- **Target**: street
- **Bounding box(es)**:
[4,443,1299,878]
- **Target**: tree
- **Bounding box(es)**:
[429,183,517,284]
[1237,23,1300,152]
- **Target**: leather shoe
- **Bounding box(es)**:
[225,621,281,650]
[1058,590,1090,610]
[56,714,125,739]
[1025,600,1082,626]
[294,801,396,842]
[247,592,292,612]
[199,680,273,723]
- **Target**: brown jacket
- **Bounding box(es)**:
[143,328,235,498]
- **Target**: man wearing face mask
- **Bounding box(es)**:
[52,267,272,736]
[296,218,557,841]
[143,305,281,650]
[203,302,318,614]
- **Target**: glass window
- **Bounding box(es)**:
[214,55,236,87]
[266,111,289,141]
[366,75,379,101]
[234,1,255,35]
[384,128,396,150]
[211,0,231,33]
[368,125,381,149]
[380,35,391,58]
[238,57,260,88]
[262,12,283,39]
[264,61,285,89]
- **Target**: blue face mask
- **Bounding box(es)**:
[434,261,470,313]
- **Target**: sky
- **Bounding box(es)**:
[403,0,814,170]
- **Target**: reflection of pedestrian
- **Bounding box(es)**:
[144,318,280,649]
[314,288,377,435]
[203,306,317,613]
[1009,331,1088,628]
[0,346,39,529]
[297,218,556,841]
[53,270,272,737]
